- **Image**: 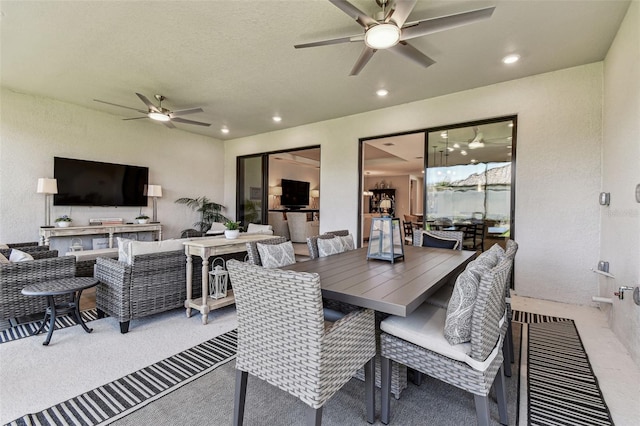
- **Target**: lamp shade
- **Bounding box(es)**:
[37,178,58,194]
[147,184,163,197]
[380,199,392,209]
[310,189,320,198]
[272,186,282,196]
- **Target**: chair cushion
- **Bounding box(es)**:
[65,248,119,262]
[0,252,10,264]
[381,303,500,371]
[9,249,34,262]
[338,234,355,251]
[443,265,483,345]
[206,222,227,235]
[323,308,346,322]
[246,223,274,235]
[317,236,345,257]
[421,232,459,250]
[256,241,296,268]
[0,244,9,250]
[476,247,502,268]
[117,237,135,264]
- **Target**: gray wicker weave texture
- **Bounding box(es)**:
[324,230,349,237]
[226,259,376,410]
[306,232,348,260]
[245,236,288,266]
[412,230,464,250]
[0,247,55,260]
[0,255,75,321]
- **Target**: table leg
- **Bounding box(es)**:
[185,254,193,317]
[201,257,210,325]
[43,295,56,346]
[72,290,93,334]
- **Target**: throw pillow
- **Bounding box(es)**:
[443,268,481,345]
[0,252,10,264]
[256,241,296,268]
[247,223,274,235]
[421,232,459,250]
[338,234,355,251]
[317,237,345,257]
[9,249,34,262]
[117,237,134,264]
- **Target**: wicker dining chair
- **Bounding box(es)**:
[244,236,289,266]
[413,230,463,250]
[306,234,339,260]
[380,256,512,426]
[226,259,377,426]
[503,239,519,365]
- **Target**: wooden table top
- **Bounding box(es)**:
[283,245,476,317]
[183,234,275,249]
[22,277,99,296]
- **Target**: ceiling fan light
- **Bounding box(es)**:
[148,112,170,122]
[365,23,401,49]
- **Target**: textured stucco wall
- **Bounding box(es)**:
[0,89,225,243]
[602,1,640,366]
[224,64,604,306]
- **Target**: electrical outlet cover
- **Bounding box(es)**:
[633,287,640,306]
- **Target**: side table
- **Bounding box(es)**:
[21,277,99,345]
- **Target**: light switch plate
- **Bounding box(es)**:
[636,184,640,203]
[599,192,610,206]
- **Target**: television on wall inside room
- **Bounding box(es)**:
[280,179,310,209]
[53,157,149,207]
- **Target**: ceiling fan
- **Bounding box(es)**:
[93,93,211,128]
[294,0,495,76]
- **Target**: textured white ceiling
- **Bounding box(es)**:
[0,0,630,140]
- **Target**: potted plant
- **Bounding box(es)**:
[224,220,241,239]
[55,215,72,228]
[175,196,229,235]
[135,214,150,224]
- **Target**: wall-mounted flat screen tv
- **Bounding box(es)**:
[53,157,149,207]
[281,179,310,209]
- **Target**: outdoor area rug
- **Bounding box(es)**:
[0,308,100,344]
[5,329,237,426]
[516,313,614,426]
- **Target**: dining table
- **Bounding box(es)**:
[283,245,476,317]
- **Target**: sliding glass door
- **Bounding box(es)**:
[236,155,268,227]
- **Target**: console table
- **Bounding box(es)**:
[39,223,162,248]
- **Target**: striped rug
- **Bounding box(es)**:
[517,318,613,426]
[0,309,100,344]
[6,329,237,426]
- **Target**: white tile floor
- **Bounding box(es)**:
[511,294,640,426]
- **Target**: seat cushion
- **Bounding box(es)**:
[246,223,274,235]
[317,236,346,257]
[256,241,296,268]
[65,248,119,262]
[381,303,500,371]
[9,249,34,262]
[421,232,459,250]
[0,252,9,264]
[443,266,483,345]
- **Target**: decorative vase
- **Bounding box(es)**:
[137,219,149,224]
[57,221,71,228]
[224,229,240,239]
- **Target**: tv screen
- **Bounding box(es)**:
[281,179,310,209]
[53,157,149,207]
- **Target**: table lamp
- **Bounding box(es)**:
[380,199,392,217]
[270,186,282,208]
[37,178,58,227]
[310,189,319,209]
[147,184,163,222]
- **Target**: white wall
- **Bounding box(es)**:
[0,89,225,243]
[225,63,604,306]
[602,1,640,366]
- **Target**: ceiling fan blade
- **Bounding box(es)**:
[169,107,203,117]
[388,0,417,27]
[387,41,435,68]
[171,117,212,127]
[400,6,495,41]
[162,120,176,129]
[350,46,377,76]
[294,34,361,49]
[329,0,377,28]
[93,99,146,113]
[136,92,160,113]
[122,116,148,121]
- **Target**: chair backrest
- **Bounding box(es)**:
[287,212,315,243]
[268,211,290,239]
[226,259,325,399]
[181,229,204,238]
[413,230,463,250]
[468,256,512,361]
[245,236,289,266]
[402,221,414,241]
[325,229,349,237]
[307,234,338,260]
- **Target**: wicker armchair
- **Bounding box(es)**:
[413,230,464,249]
[226,259,376,426]
[380,256,512,426]
[245,236,289,266]
[95,250,204,333]
[0,253,75,321]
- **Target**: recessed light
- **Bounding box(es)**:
[508,122,514,128]
[471,159,478,163]
[376,89,389,97]
[453,143,460,148]
[447,147,454,152]
[502,54,520,64]
[440,132,448,138]
[221,127,230,134]
[460,150,467,156]
[272,116,282,123]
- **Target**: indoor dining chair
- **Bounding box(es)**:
[226,260,377,426]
